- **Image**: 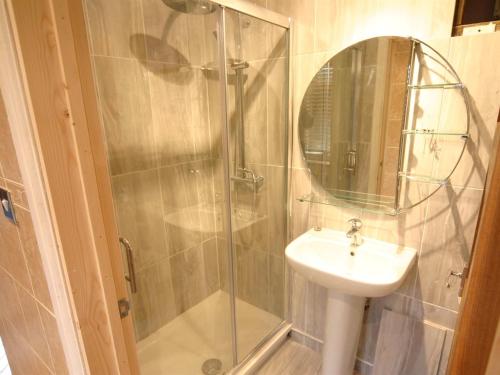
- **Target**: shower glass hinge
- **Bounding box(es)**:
[118,298,131,319]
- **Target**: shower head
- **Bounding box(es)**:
[161,0,216,15]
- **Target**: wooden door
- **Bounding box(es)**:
[6,0,141,373]
[448,124,500,374]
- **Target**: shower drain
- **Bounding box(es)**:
[201,358,223,375]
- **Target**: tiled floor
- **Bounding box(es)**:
[137,290,282,375]
[255,340,322,375]
[0,337,12,375]
[255,339,361,375]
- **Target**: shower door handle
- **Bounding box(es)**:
[344,150,357,174]
[119,237,138,294]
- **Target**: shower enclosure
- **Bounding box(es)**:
[83,0,289,373]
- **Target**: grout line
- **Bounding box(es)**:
[134,235,219,273]
[109,157,215,179]
[356,357,374,367]
[2,298,55,374]
[91,52,287,67]
[401,319,416,372]
[290,327,323,344]
[393,291,460,314]
[2,178,23,187]
[0,264,55,317]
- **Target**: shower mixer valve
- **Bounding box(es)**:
[231,167,264,191]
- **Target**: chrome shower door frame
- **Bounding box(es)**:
[214,0,292,369]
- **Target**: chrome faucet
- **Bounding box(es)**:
[346,218,363,247]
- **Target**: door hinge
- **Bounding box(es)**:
[118,298,130,319]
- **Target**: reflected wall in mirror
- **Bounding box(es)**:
[298,36,469,215]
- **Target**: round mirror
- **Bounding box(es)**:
[298,36,470,215]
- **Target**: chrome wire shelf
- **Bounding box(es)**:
[408,82,464,89]
[397,172,447,185]
[298,192,398,216]
[402,129,469,138]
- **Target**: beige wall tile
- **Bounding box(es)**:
[234,245,269,311]
[437,33,500,189]
[358,293,457,364]
[267,20,288,59]
[148,63,210,166]
[304,280,326,341]
[160,163,204,254]
[267,58,288,167]
[170,242,218,315]
[141,0,214,66]
[269,254,285,318]
[237,10,270,62]
[242,61,268,165]
[0,319,52,375]
[16,284,52,370]
[372,309,446,375]
[267,166,286,256]
[131,258,176,340]
[39,306,69,375]
[415,185,483,311]
[111,169,168,270]
[267,0,315,55]
[94,56,155,175]
[216,236,229,291]
[15,207,53,311]
[311,0,455,55]
[155,257,177,325]
[289,268,307,332]
[0,213,32,292]
[203,238,221,292]
[0,270,27,337]
[0,95,22,183]
[289,168,311,239]
[85,0,145,58]
[131,265,155,339]
[5,180,28,209]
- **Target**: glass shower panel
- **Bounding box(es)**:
[84,1,233,373]
[223,9,289,362]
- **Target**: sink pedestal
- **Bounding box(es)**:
[322,289,366,375]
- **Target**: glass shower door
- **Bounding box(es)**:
[85,1,235,373]
[84,0,289,372]
[222,8,289,362]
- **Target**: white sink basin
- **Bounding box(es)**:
[286,228,417,297]
[286,227,417,375]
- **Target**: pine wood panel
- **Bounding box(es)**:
[0,1,88,372]
[6,0,137,373]
[449,127,500,374]
[54,0,140,372]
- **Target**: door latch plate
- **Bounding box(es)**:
[118,298,130,318]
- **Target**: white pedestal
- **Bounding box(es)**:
[321,289,366,375]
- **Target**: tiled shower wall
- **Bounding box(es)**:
[242,0,500,374]
[86,0,223,340]
[85,0,288,341]
[221,9,288,318]
[0,94,68,373]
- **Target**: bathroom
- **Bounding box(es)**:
[0,0,499,374]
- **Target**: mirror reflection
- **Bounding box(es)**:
[299,36,412,210]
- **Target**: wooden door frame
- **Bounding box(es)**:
[448,125,500,374]
[5,0,140,373]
